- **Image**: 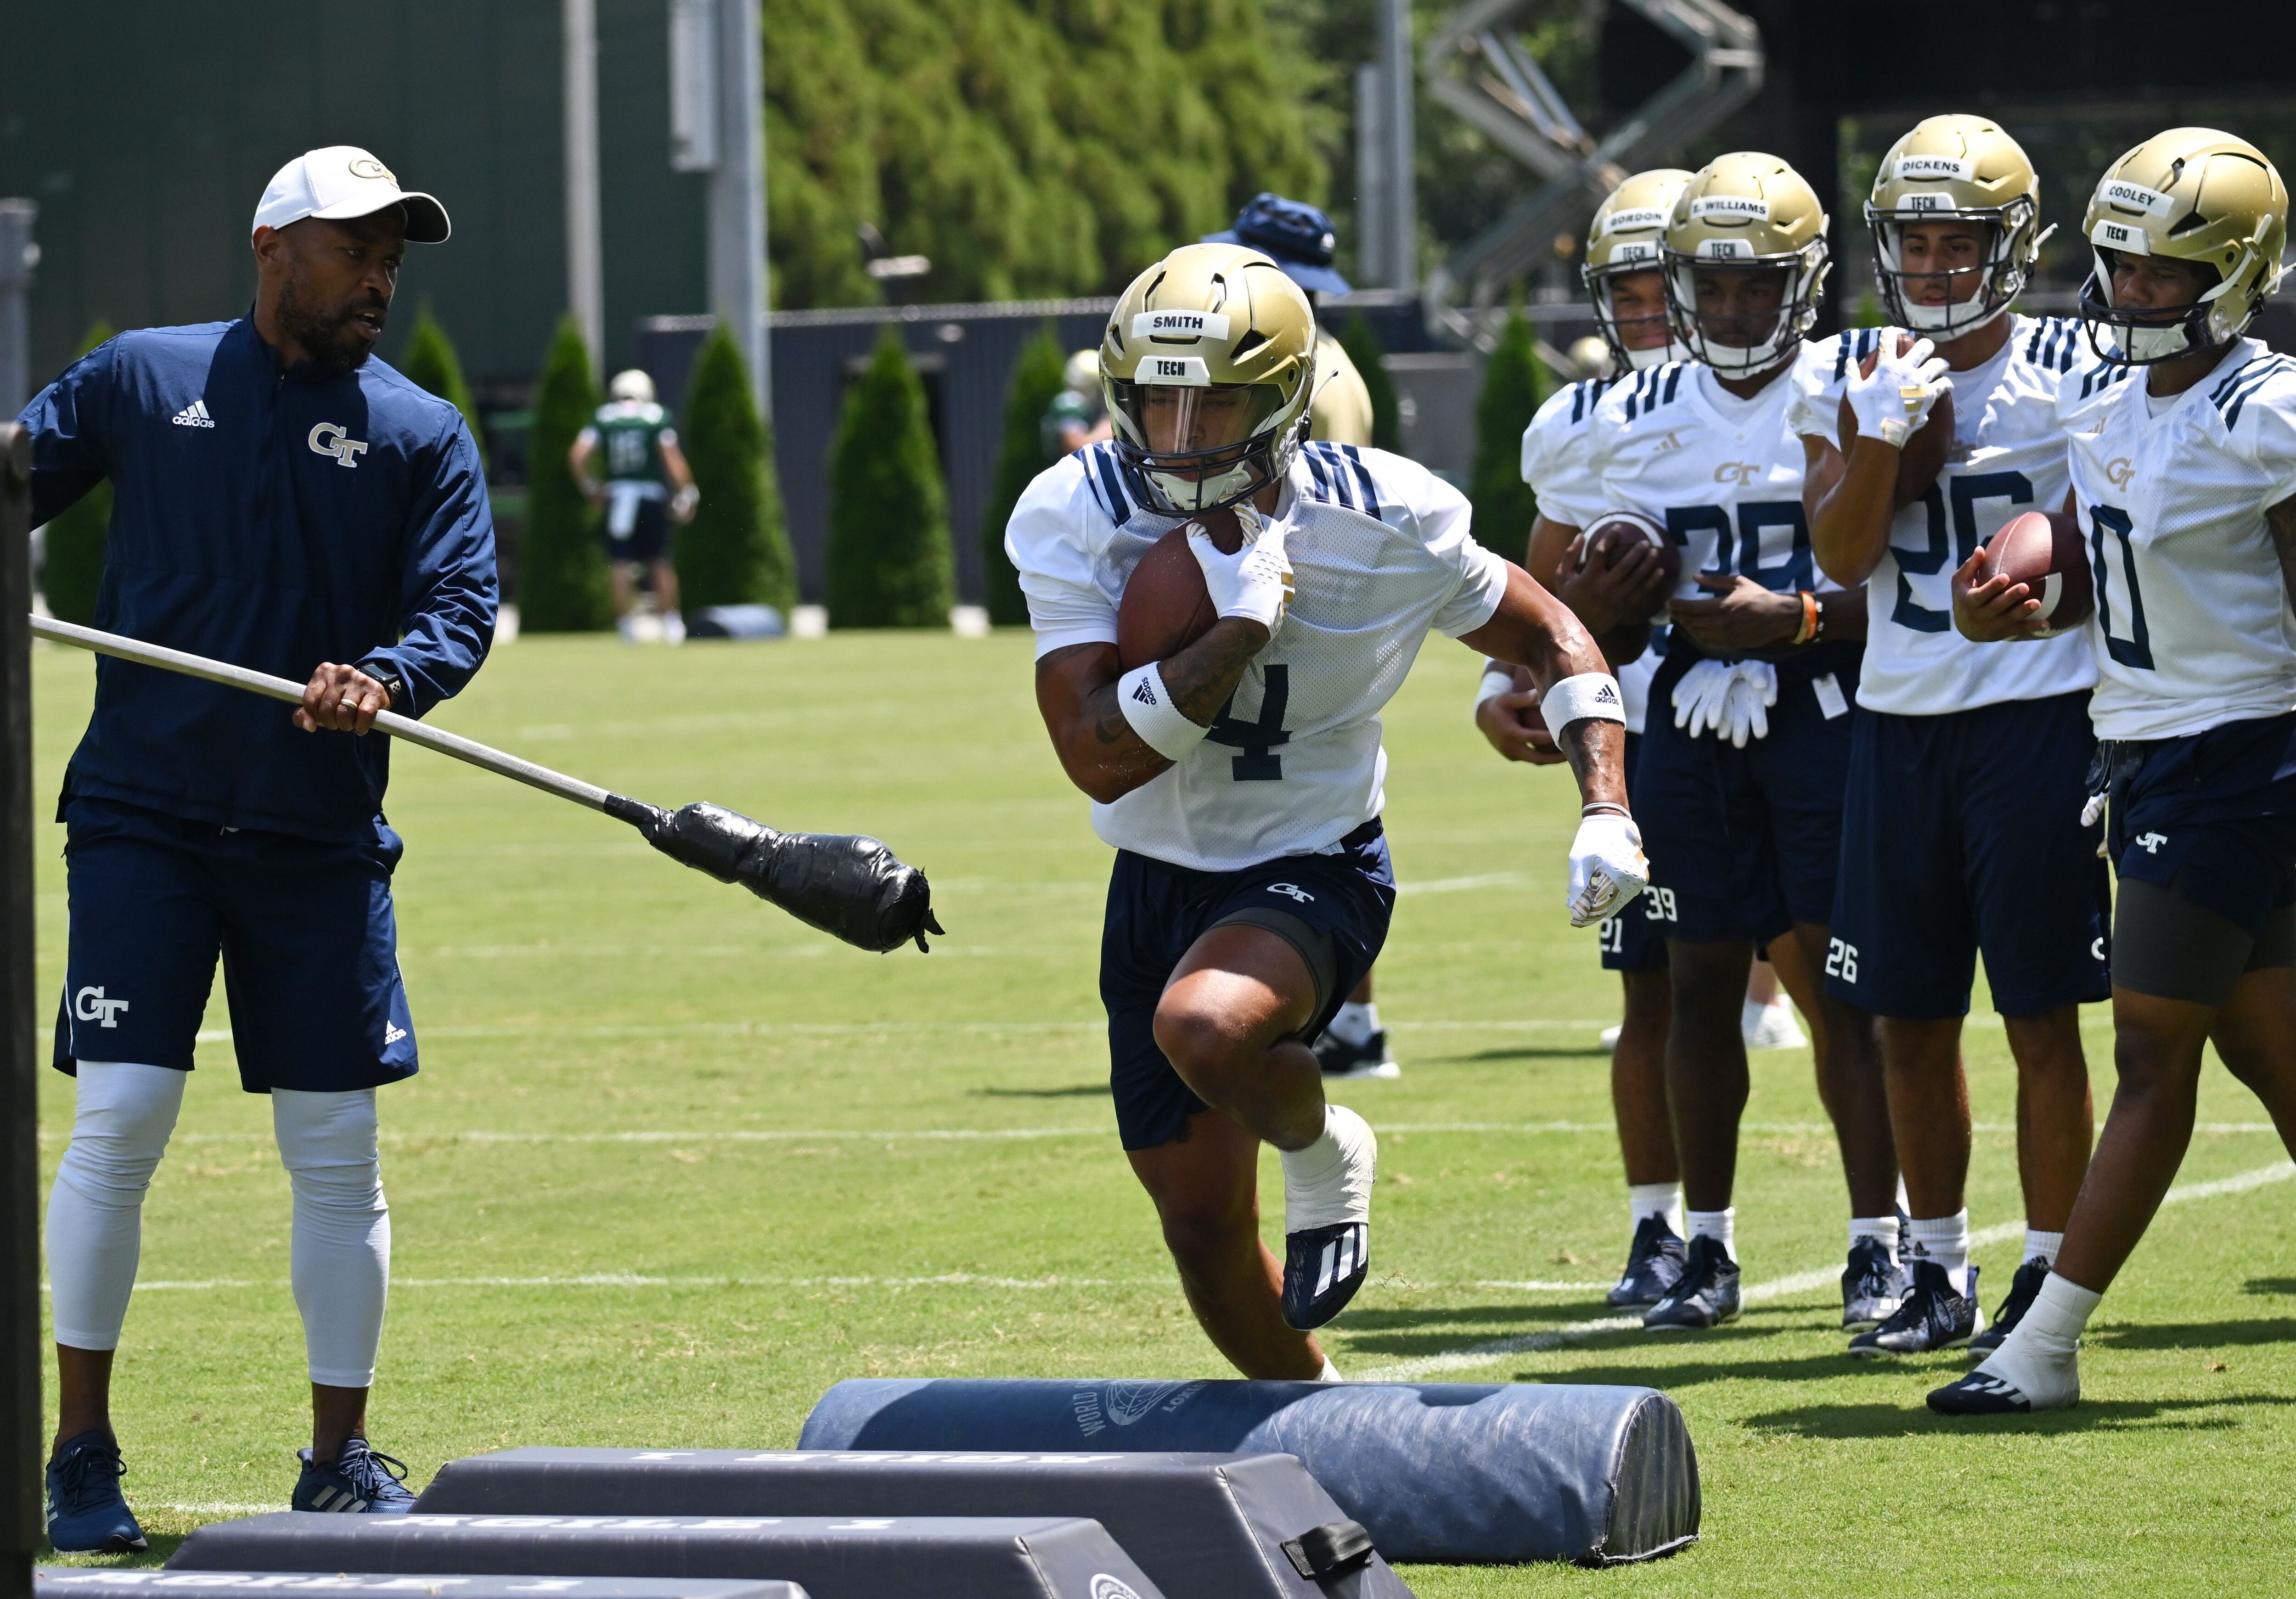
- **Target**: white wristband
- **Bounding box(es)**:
[1475,668,1517,709]
[1542,671,1626,732]
[1117,662,1211,762]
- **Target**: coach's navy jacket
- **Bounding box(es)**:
[20,315,497,842]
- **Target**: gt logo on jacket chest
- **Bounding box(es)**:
[309,422,370,467]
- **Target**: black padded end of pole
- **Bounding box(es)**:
[1280,1520,1375,1581]
[636,801,945,953]
[602,793,666,830]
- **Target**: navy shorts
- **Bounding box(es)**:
[2107,711,2296,938]
[1598,731,1671,972]
[1633,644,1861,946]
[1829,691,2111,1018]
[54,797,418,1093]
[601,494,671,564]
[1101,820,1395,1151]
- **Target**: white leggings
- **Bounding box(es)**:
[46,1062,392,1388]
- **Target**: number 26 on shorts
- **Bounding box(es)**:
[1826,937,1859,983]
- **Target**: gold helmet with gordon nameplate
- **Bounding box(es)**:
[1584,168,1694,372]
[1866,114,2047,340]
[1661,152,1831,378]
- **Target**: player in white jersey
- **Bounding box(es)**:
[1588,153,1901,1332]
[1009,243,1643,1379]
[1797,117,2108,1359]
[1933,130,2296,1414]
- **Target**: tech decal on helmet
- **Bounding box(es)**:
[2079,127,2290,365]
[1662,152,1831,378]
[1584,168,1694,373]
[1867,115,2048,340]
[1102,242,1317,516]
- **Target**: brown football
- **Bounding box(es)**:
[1579,512,1683,605]
[1836,335,1956,509]
[1976,510,2093,634]
[1116,512,1248,670]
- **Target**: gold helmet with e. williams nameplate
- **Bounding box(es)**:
[1102,242,1317,516]
[1661,152,1831,378]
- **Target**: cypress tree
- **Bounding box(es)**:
[39,321,118,625]
[677,323,798,614]
[978,322,1069,626]
[398,302,488,470]
[1338,313,1402,454]
[1470,309,1549,566]
[826,327,954,628]
[519,317,614,632]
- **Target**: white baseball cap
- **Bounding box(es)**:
[252,146,450,243]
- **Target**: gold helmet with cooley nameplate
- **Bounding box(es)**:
[1584,168,1694,373]
[1661,152,1831,377]
[1867,115,2046,340]
[1102,242,1317,516]
[2079,127,2289,365]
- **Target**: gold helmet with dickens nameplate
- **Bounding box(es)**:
[1101,242,1318,516]
[1866,115,2048,340]
[1661,152,1831,377]
[1583,168,1694,372]
[2078,127,2290,365]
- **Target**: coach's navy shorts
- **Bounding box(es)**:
[1101,819,1394,1151]
[1828,691,2110,1018]
[53,796,418,1093]
[1598,731,1671,971]
[1632,643,1861,946]
[2107,711,2296,938]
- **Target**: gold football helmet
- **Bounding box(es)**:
[2079,127,2289,364]
[1584,168,1695,373]
[1866,115,2046,340]
[1101,243,1317,515]
[1662,153,1831,377]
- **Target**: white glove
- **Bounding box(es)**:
[1717,660,1779,748]
[1187,505,1294,636]
[1568,811,1649,927]
[1846,332,1952,447]
[1671,658,1735,740]
[670,483,699,523]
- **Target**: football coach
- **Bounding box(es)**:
[19,146,496,1547]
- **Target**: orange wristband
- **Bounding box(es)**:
[1793,590,1819,645]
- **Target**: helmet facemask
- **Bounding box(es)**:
[1108,373,1306,516]
[1664,253,1826,378]
[1587,254,1689,373]
[2080,250,2244,365]
[1868,199,2042,341]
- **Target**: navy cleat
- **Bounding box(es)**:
[1928,1368,2042,1415]
[293,1438,416,1514]
[45,1431,146,1554]
[1850,1260,1981,1357]
[1969,1257,2050,1357]
[1607,1214,1689,1307]
[1313,1029,1400,1080]
[1643,1233,1741,1330]
[1282,1222,1370,1330]
[1841,1234,1903,1330]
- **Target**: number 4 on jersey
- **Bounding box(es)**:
[1209,664,1290,780]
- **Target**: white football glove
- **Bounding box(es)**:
[1671,658,1736,741]
[1568,811,1649,928]
[1846,333,1952,448]
[1717,660,1779,748]
[1187,505,1294,637]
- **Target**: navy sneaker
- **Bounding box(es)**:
[1841,1235,1903,1330]
[1850,1260,1982,1357]
[1969,1257,2050,1357]
[1643,1233,1741,1330]
[45,1431,146,1554]
[1282,1222,1370,1330]
[292,1438,416,1514]
[1607,1215,1689,1307]
[1313,1029,1400,1080]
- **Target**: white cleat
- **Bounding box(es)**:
[1742,999,1806,1051]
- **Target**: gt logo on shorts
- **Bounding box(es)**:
[73,985,130,1028]
[309,422,370,467]
[1826,937,1860,983]
[1266,883,1315,904]
[2133,831,2167,854]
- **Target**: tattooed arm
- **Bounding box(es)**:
[1034,620,1268,803]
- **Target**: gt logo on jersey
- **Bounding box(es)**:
[73,985,130,1028]
[2105,458,2135,488]
[1712,461,1763,487]
[2133,831,2167,854]
[309,422,370,467]
[1825,938,1859,983]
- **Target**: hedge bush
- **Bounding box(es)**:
[826,328,955,628]
[1470,309,1550,566]
[398,303,488,471]
[677,324,797,614]
[518,317,614,631]
[977,322,1069,625]
[39,321,118,625]
[1338,312,1402,454]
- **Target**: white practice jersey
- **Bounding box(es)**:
[1008,439,1510,872]
[2065,337,2296,741]
[1787,317,2096,716]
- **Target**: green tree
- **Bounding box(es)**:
[826,327,954,628]
[1470,309,1548,566]
[519,317,613,632]
[398,302,488,471]
[978,323,1070,626]
[39,320,118,625]
[677,323,797,614]
[1337,313,1402,453]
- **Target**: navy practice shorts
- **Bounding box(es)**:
[1100,820,1395,1151]
[53,797,418,1093]
[1828,691,2111,1018]
[1632,643,1861,946]
[2106,711,2296,940]
[600,493,671,564]
[1598,731,1671,972]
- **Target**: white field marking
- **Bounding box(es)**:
[1396,871,1532,895]
[80,1272,1616,1298]
[146,1502,279,1516]
[1353,1157,2296,1382]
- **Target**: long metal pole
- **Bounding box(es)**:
[711,0,770,420]
[1377,0,1418,296]
[1,426,39,1599]
[0,202,35,420]
[563,0,605,363]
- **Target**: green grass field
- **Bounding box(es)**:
[30,630,2296,1595]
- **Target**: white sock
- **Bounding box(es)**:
[1895,1176,1910,1215]
[1316,1356,1343,1383]
[1848,1214,1900,1260]
[1628,1182,1683,1234]
[1739,998,1772,1027]
[1974,1272,2099,1409]
[2024,1228,2064,1265]
[1686,1207,1735,1258]
[1327,1002,1378,1048]
[45,1063,187,1351]
[1280,1105,1376,1232]
[1906,1210,1971,1295]
[274,1088,391,1389]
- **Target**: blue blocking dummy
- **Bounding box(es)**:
[42,1577,805,1599]
[798,1380,1699,1566]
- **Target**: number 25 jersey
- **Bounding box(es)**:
[1007,440,1509,872]
[2064,337,2296,741]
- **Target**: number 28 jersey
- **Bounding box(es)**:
[2065,337,2296,741]
[1006,440,1509,872]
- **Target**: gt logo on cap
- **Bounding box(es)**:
[347,156,395,182]
[310,422,370,467]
